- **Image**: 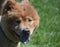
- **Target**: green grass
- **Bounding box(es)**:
[16,0,60,47]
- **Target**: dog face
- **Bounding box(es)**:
[1,0,39,44]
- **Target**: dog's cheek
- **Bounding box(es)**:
[30,21,39,35]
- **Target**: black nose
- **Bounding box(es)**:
[22,30,30,36]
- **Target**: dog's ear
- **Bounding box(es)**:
[1,0,16,15]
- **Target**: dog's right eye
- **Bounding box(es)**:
[16,20,20,23]
[15,19,21,25]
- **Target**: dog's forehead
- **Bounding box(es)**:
[8,4,38,20]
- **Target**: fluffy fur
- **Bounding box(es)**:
[0,0,39,47]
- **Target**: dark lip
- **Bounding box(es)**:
[19,35,30,43]
[19,30,30,43]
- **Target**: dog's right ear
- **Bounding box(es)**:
[1,0,16,15]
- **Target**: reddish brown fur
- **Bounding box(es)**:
[0,0,39,47]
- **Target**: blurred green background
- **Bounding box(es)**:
[16,0,60,47]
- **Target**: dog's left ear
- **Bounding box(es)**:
[1,0,16,15]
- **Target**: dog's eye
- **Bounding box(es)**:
[27,18,32,22]
[15,19,21,24]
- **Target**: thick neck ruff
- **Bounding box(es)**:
[0,23,20,43]
[0,25,15,43]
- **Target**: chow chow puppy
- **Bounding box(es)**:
[0,0,39,47]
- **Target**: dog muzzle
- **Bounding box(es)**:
[19,30,30,44]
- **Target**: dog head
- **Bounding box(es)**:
[1,0,39,44]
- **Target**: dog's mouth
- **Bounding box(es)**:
[19,30,30,44]
[14,29,30,44]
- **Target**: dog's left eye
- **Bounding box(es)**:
[27,18,32,22]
